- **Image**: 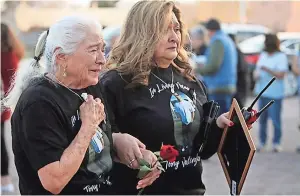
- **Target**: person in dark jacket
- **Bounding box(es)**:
[190,25,208,56]
[229,33,249,107]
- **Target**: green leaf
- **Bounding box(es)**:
[140,165,152,172]
[154,151,160,157]
[138,159,151,168]
[137,188,145,195]
[156,162,165,172]
[157,165,165,172]
[137,165,152,179]
[157,157,163,161]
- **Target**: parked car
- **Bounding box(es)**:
[280,39,300,56]
[221,23,271,43]
[239,32,300,95]
[197,22,270,43]
[281,39,300,96]
[239,32,300,67]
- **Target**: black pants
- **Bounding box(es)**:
[1,122,9,176]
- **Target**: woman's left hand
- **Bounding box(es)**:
[216,112,234,129]
[216,112,253,130]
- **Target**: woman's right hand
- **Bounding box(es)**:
[80,95,105,135]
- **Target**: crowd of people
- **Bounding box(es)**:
[1,0,300,194]
[172,20,295,153]
[188,20,300,153]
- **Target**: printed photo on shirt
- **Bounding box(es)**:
[71,110,113,178]
[170,91,201,157]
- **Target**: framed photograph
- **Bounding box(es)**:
[217,98,256,195]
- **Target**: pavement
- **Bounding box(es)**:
[2,96,300,195]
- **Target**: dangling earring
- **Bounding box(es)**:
[63,66,67,77]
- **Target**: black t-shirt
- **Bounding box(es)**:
[100,66,223,195]
[11,76,114,195]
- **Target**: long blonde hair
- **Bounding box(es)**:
[107,0,194,88]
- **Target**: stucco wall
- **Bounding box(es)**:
[178,1,300,32]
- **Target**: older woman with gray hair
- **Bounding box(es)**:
[3,15,160,195]
[190,25,208,56]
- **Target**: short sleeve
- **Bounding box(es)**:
[20,101,68,171]
[276,53,289,72]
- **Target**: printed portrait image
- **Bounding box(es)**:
[170,91,200,156]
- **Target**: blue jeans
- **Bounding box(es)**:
[258,97,283,146]
[209,94,233,117]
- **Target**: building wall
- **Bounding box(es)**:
[179,1,300,32]
[196,1,241,23]
[6,1,300,32]
[246,1,293,32]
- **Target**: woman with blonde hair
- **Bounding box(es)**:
[101,1,234,194]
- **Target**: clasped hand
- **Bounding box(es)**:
[112,133,161,189]
[80,95,106,136]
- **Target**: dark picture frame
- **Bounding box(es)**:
[217,98,256,195]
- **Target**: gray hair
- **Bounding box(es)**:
[190,25,207,40]
[3,15,102,108]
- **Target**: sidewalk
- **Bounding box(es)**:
[203,96,300,195]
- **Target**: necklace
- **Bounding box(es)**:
[151,67,175,94]
[45,74,85,102]
[44,74,106,136]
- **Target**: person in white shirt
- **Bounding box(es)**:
[254,34,289,152]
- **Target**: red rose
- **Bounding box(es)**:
[160,145,179,162]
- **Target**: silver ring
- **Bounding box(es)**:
[129,158,136,164]
[128,158,136,168]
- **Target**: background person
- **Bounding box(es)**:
[291,47,300,152]
[195,18,237,116]
[190,25,208,56]
[253,33,289,152]
[228,33,249,108]
[1,22,24,194]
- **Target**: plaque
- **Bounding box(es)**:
[217,77,276,195]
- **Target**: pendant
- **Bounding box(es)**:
[171,85,175,94]
[193,89,197,104]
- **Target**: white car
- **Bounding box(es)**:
[239,32,300,55]
[221,23,271,43]
[239,32,300,96]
